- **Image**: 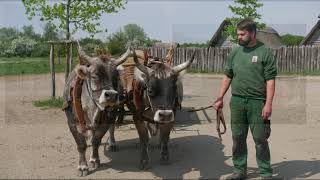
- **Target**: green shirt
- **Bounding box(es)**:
[224,41,277,100]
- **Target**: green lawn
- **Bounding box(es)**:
[0,57,78,76]
[1,56,320,76]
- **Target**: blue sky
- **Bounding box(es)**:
[0,0,319,43]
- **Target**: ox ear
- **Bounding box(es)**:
[76,65,88,79]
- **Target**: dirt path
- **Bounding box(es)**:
[0,73,319,179]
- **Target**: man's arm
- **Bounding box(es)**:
[213,75,232,110]
[262,79,275,120]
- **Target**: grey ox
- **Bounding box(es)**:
[107,50,196,169]
[63,43,130,176]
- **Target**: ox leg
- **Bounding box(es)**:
[89,124,111,169]
[65,108,89,177]
[133,115,150,170]
[159,123,173,165]
[106,123,117,152]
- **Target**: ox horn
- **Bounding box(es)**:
[132,49,149,76]
[77,41,94,65]
[172,51,196,74]
[112,48,131,66]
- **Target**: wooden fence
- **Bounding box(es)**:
[141,46,320,73]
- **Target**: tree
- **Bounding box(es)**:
[22,0,127,40]
[224,0,265,42]
[123,24,147,46]
[0,27,19,41]
[106,29,127,55]
[21,25,41,40]
[42,22,59,41]
[281,34,304,46]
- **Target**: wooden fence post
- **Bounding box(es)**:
[49,43,55,98]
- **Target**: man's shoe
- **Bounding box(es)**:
[226,172,247,180]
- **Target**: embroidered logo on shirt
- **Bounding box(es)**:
[252,56,258,63]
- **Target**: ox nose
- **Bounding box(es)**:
[99,89,118,105]
[154,110,174,123]
[104,90,118,101]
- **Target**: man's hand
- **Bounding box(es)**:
[261,103,272,120]
[213,97,224,110]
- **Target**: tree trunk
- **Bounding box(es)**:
[65,0,71,83]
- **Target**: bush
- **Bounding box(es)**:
[10,37,37,57]
[281,34,304,46]
[31,42,50,57]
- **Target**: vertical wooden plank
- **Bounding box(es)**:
[308,46,311,72]
[69,42,73,74]
[284,46,288,72]
[49,44,55,98]
[65,43,70,83]
[317,46,320,71]
[301,46,305,73]
[288,46,292,72]
[294,46,298,73]
[214,47,218,72]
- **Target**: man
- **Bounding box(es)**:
[214,19,277,180]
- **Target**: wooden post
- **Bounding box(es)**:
[49,44,55,98]
[65,43,70,83]
[69,42,73,74]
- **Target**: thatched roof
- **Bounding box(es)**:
[208,19,231,47]
[300,20,320,46]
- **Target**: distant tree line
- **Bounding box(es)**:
[0,23,161,57]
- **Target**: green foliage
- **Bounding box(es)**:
[0,27,20,41]
[144,38,162,47]
[33,97,64,109]
[21,25,41,40]
[106,29,127,55]
[180,42,208,48]
[224,0,265,42]
[281,34,304,46]
[7,37,37,57]
[106,24,161,54]
[22,0,127,39]
[42,22,60,41]
[123,24,147,46]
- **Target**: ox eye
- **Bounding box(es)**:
[148,89,155,96]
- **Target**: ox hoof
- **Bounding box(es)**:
[89,159,100,169]
[77,166,89,177]
[160,155,170,165]
[107,145,117,152]
[139,160,151,170]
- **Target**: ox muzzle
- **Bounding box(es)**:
[153,109,174,123]
[98,89,118,107]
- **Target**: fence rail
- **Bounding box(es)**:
[141,46,320,73]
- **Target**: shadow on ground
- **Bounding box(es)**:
[97,135,232,179]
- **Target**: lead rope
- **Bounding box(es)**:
[187,105,227,139]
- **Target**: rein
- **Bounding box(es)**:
[188,105,227,139]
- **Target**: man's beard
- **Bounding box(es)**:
[238,36,251,46]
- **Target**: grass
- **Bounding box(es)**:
[1,56,320,76]
[0,57,78,76]
[33,97,64,110]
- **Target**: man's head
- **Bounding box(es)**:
[236,19,257,47]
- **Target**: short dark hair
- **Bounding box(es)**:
[237,19,257,34]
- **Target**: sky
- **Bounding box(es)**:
[0,0,320,43]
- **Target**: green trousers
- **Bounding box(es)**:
[230,95,272,176]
